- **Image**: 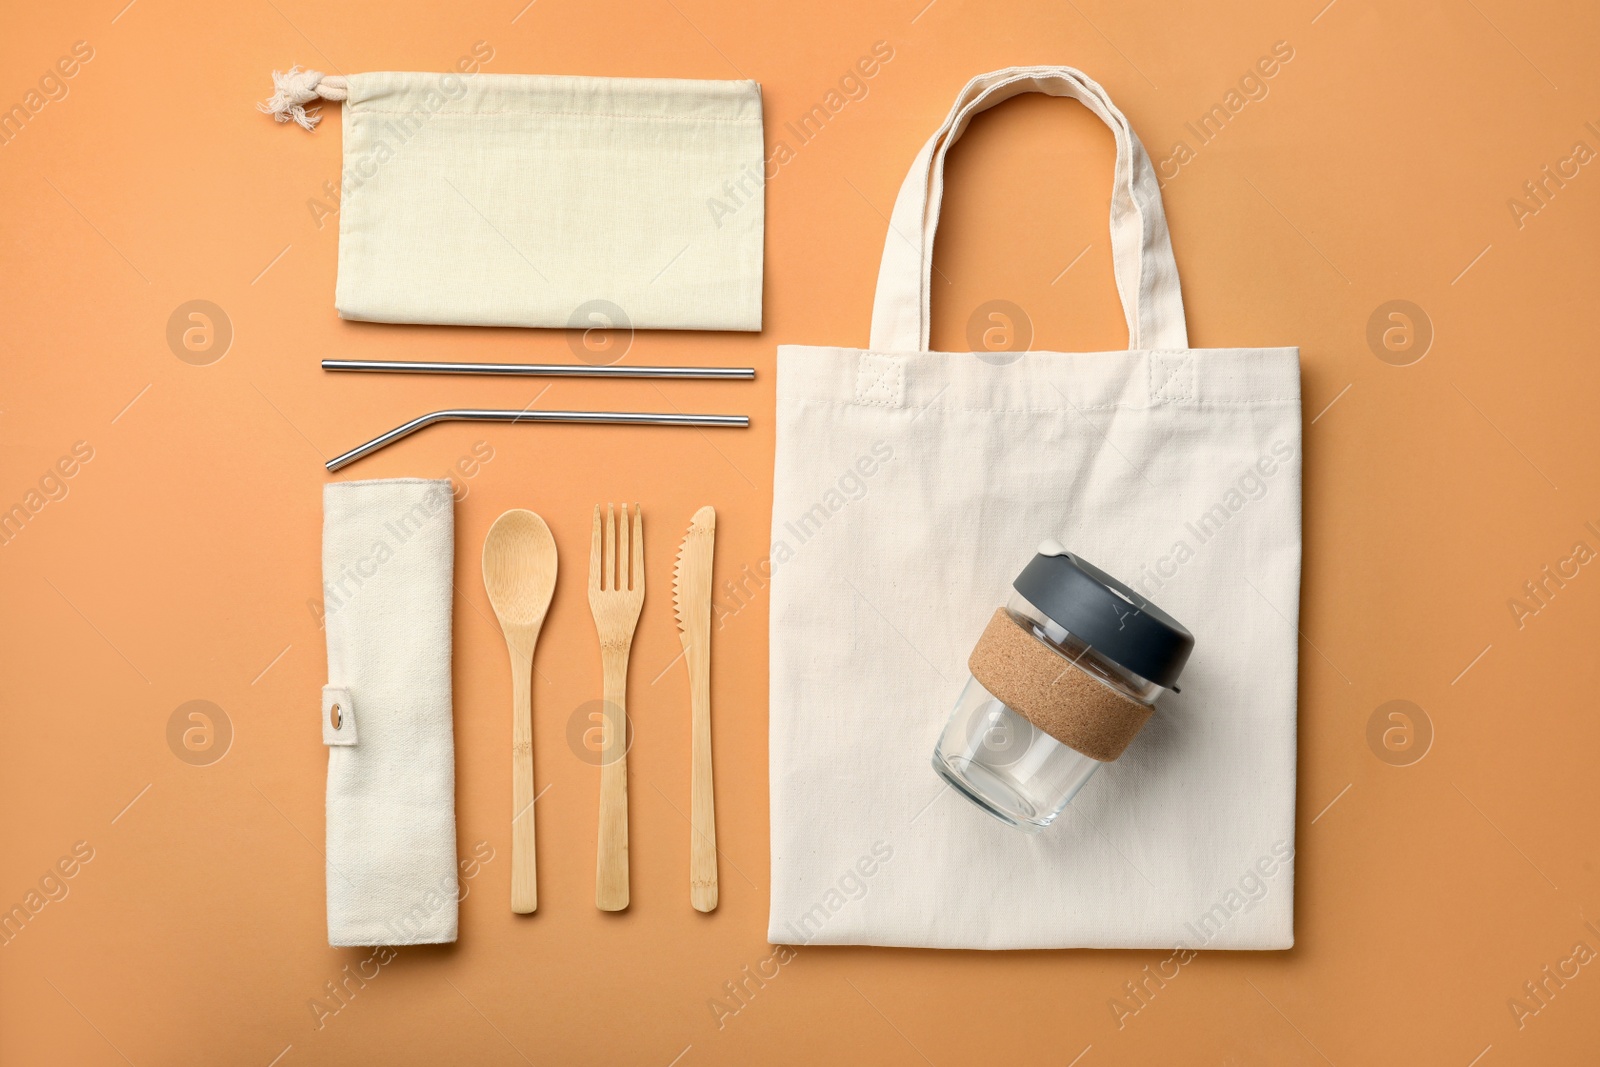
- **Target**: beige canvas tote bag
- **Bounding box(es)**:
[769,66,1302,950]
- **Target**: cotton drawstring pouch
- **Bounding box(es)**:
[322,478,458,946]
[768,66,1302,950]
[260,65,764,331]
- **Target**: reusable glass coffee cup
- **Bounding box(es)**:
[933,541,1194,832]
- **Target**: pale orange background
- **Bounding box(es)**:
[4,0,1600,1063]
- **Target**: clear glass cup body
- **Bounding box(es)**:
[932,592,1162,832]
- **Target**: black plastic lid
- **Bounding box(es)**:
[1011,543,1194,690]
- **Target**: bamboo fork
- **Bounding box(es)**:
[588,503,644,911]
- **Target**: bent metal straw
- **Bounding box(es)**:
[326,409,749,472]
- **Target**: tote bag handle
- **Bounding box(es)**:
[868,66,1189,353]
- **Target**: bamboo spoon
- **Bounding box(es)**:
[482,510,558,914]
[588,503,644,912]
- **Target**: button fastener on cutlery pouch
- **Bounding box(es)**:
[322,686,357,746]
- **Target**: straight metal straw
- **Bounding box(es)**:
[322,359,755,380]
[326,409,750,473]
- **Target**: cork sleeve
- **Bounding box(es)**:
[967,608,1154,762]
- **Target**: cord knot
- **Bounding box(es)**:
[257,66,348,131]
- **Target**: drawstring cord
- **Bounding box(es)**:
[257,66,348,131]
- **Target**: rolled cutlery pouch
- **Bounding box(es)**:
[261,65,765,331]
[769,66,1302,950]
[322,479,458,946]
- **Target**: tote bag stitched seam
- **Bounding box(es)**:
[801,396,1302,415]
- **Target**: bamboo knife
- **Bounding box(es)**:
[673,506,718,912]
